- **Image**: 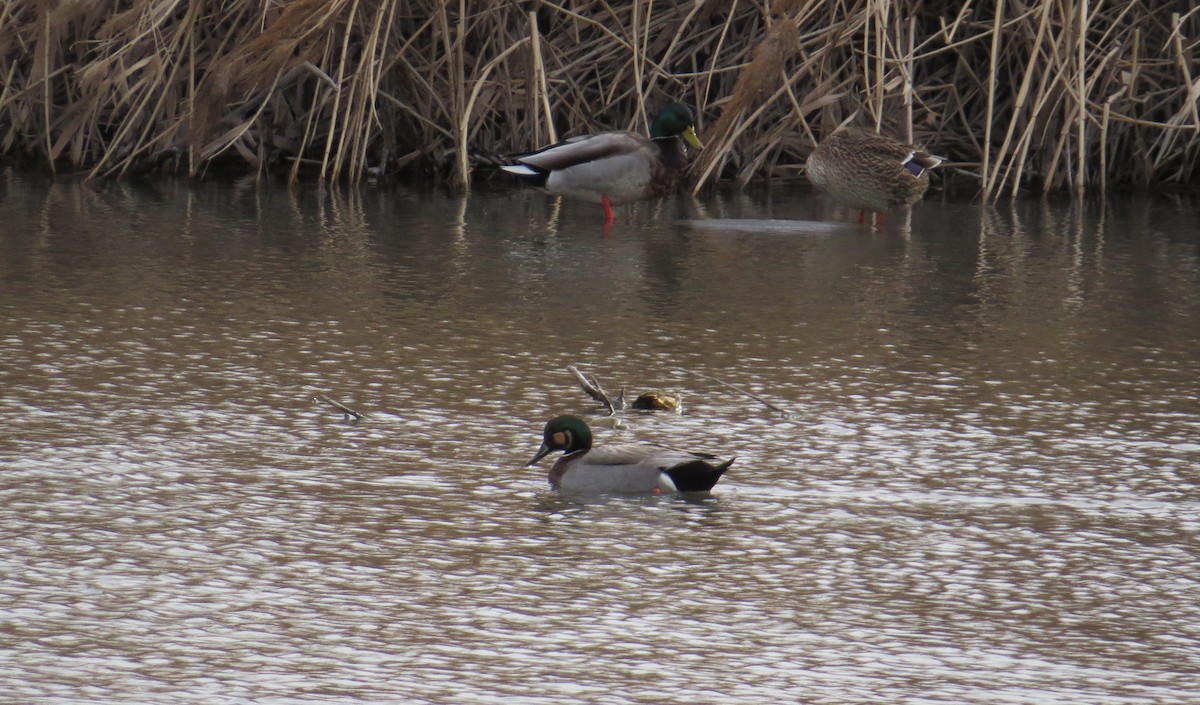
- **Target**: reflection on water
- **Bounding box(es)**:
[2,170,1199,703]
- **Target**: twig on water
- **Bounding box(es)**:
[314,394,363,421]
[567,365,624,415]
[687,370,794,419]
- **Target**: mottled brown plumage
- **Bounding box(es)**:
[806,127,943,224]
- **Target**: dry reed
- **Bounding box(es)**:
[1,1,1197,196]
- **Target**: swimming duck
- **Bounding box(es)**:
[501,103,703,223]
[805,127,943,226]
[527,415,732,494]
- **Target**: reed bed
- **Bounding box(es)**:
[1,1,1196,197]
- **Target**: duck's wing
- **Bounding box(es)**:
[903,150,944,175]
[834,128,943,173]
[581,443,665,467]
[514,131,649,172]
[829,128,906,156]
[634,441,733,492]
[558,444,667,493]
[639,440,726,463]
[590,442,732,492]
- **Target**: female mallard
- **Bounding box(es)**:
[527,415,732,494]
[501,103,703,223]
[806,127,943,226]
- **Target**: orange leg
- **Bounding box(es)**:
[874,211,887,227]
[857,210,866,224]
[601,195,615,223]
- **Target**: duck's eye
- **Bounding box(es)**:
[552,430,569,447]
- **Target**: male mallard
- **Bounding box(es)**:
[805,127,943,226]
[501,103,703,223]
[527,415,732,494]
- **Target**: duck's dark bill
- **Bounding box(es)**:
[527,443,553,466]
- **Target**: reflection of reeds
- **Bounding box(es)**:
[2,1,1196,195]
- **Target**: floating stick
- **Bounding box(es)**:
[314,394,363,421]
[686,370,794,419]
[567,365,622,415]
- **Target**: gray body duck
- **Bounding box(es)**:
[527,415,732,494]
[501,103,703,223]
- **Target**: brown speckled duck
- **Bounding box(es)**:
[501,103,703,223]
[806,127,944,226]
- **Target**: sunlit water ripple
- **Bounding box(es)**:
[1,174,1198,703]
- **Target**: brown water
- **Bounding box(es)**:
[1,169,1198,703]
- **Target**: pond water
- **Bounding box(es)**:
[1,169,1198,704]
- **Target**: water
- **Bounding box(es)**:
[1,170,1198,703]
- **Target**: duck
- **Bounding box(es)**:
[500,103,703,223]
[805,126,944,226]
[526,415,732,494]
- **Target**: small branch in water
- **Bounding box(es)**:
[567,365,623,415]
[314,394,363,421]
[687,370,794,419]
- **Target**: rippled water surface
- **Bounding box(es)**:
[2,171,1199,703]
